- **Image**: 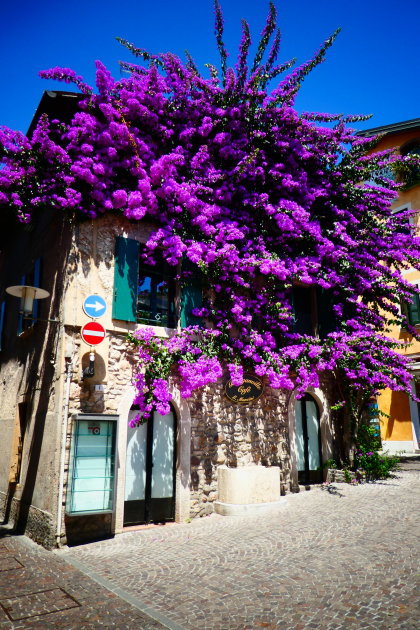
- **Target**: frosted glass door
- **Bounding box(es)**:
[295,395,322,484]
[125,418,147,501]
[295,401,305,472]
[151,411,175,499]
[306,400,321,471]
[124,410,147,525]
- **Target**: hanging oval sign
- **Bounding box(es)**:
[224,374,264,404]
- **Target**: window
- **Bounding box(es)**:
[291,285,336,338]
[113,236,202,327]
[137,251,176,327]
[292,286,315,335]
[67,414,117,514]
[316,287,336,339]
[398,140,420,189]
[9,402,28,484]
[405,286,420,326]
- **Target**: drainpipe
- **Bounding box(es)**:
[56,355,72,547]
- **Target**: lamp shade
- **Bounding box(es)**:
[6,285,50,314]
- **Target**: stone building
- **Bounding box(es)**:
[0,92,335,548]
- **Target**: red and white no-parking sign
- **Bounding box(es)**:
[81,321,106,346]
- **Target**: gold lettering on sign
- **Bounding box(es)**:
[224,374,264,404]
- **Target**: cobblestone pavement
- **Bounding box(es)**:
[0,530,166,629]
[62,461,420,630]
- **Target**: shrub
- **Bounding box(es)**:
[354,424,399,480]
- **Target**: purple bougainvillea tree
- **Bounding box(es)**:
[1,2,419,456]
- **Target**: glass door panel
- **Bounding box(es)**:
[295,395,322,484]
[306,400,321,471]
[295,400,305,472]
[149,411,175,522]
[124,411,147,525]
[151,411,175,499]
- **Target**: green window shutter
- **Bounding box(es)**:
[0,301,5,351]
[180,258,203,328]
[407,291,420,325]
[112,236,140,322]
[316,287,336,339]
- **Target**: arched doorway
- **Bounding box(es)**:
[295,394,322,484]
[124,405,176,526]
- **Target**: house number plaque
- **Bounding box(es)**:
[224,374,264,404]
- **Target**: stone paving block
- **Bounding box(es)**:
[62,464,420,630]
[0,534,168,629]
[0,588,79,621]
[0,557,24,572]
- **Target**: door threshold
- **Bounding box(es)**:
[122,522,177,532]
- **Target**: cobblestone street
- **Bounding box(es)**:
[0,531,165,628]
[1,461,418,629]
[60,460,420,630]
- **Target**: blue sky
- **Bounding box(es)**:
[1,0,419,134]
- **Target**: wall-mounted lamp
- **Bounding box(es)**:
[82,351,95,379]
[6,285,49,313]
[6,284,59,323]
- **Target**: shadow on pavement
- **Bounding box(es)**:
[320,483,345,497]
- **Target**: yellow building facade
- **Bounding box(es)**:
[360,119,420,453]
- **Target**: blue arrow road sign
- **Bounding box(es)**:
[83,294,107,318]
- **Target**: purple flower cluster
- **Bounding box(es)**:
[1,2,419,425]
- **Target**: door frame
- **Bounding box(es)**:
[114,382,192,533]
[288,388,332,491]
[295,393,322,485]
[124,405,177,526]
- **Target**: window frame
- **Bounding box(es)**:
[405,282,420,327]
[137,249,177,328]
[66,414,118,516]
[112,236,203,329]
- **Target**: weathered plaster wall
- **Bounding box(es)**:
[0,211,72,544]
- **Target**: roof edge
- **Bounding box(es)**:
[26,90,83,138]
[356,118,420,137]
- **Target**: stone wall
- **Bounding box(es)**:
[61,325,293,525]
[57,214,332,538]
[188,379,291,518]
[65,513,113,546]
[0,490,55,549]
